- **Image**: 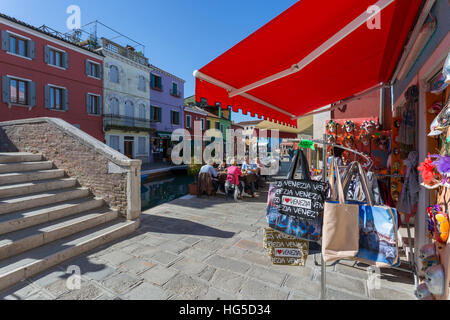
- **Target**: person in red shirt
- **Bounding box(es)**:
[226,159,244,195]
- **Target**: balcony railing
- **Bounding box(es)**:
[103,114,153,132]
[102,38,149,67]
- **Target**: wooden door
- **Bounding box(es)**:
[124,140,134,159]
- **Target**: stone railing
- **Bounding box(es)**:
[0,117,141,220]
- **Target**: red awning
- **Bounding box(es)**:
[194,0,423,127]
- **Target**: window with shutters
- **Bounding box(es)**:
[139,104,146,119]
[86,61,101,79]
[49,49,62,67]
[206,120,211,130]
[109,135,120,151]
[171,111,180,125]
[186,115,192,129]
[215,122,220,130]
[151,106,161,122]
[10,78,28,105]
[49,86,64,110]
[2,31,35,60]
[201,119,205,131]
[109,65,119,83]
[138,137,146,155]
[150,74,162,91]
[110,97,119,115]
[87,94,101,115]
[138,76,146,91]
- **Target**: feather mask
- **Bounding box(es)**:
[431,154,450,175]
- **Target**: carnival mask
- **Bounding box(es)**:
[414,283,434,300]
[394,120,401,128]
[327,135,336,144]
[393,161,401,170]
[435,212,449,243]
[343,120,355,133]
[358,133,371,146]
[343,135,355,148]
[326,121,338,133]
[424,264,445,296]
[392,191,399,202]
[361,120,379,134]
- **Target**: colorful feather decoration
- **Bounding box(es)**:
[431,154,450,175]
[418,154,437,185]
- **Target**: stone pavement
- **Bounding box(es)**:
[0,184,417,300]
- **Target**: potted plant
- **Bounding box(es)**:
[187,161,202,195]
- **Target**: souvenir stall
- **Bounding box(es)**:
[414,61,450,300]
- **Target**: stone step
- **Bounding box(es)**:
[0,218,139,291]
[0,161,53,174]
[0,178,77,199]
[0,208,118,260]
[0,169,65,186]
[0,153,43,164]
[0,188,90,216]
[0,198,105,235]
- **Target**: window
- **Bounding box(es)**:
[45,85,68,111]
[201,119,205,131]
[125,101,134,118]
[87,94,101,115]
[139,104,146,119]
[138,137,146,154]
[86,60,101,79]
[110,97,119,115]
[9,78,28,105]
[186,115,192,129]
[109,135,120,151]
[215,122,220,130]
[206,120,211,130]
[151,106,161,122]
[2,76,36,107]
[49,86,64,110]
[9,35,27,57]
[171,111,180,125]
[109,65,119,83]
[2,31,35,59]
[150,74,162,91]
[171,82,179,97]
[138,76,146,91]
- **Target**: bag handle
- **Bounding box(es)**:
[342,161,374,207]
[329,158,346,204]
[287,149,311,181]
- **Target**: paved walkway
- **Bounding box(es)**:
[0,184,416,300]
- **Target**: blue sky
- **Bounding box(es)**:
[0,0,297,123]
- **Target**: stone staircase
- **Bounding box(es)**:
[0,152,139,291]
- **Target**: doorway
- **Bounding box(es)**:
[124,136,134,159]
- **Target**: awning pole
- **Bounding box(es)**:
[228,0,395,98]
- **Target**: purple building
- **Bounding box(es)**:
[149,64,185,164]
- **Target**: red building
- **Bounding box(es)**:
[184,105,208,156]
[0,14,104,141]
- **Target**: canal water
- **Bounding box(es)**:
[141,173,194,211]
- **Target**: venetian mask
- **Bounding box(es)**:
[344,120,355,133]
[391,183,398,192]
[435,213,449,243]
[393,148,399,156]
[326,121,338,133]
[414,283,434,300]
[361,120,379,134]
[327,135,336,144]
[394,120,401,128]
[343,135,355,148]
[424,264,445,296]
[359,133,371,146]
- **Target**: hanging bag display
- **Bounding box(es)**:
[342,162,400,268]
[322,160,361,262]
[266,149,329,241]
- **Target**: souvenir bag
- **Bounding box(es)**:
[343,162,400,268]
[263,228,309,266]
[322,160,361,263]
[266,149,329,241]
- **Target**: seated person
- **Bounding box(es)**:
[241,157,258,197]
[226,159,245,196]
[199,161,220,193]
[217,160,228,172]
